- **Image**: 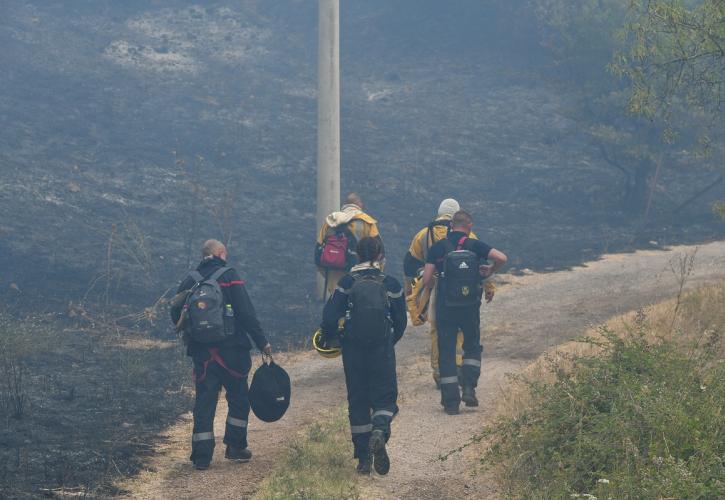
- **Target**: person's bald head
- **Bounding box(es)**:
[345,192,363,209]
[202,239,227,261]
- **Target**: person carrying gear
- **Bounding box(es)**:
[319,237,406,476]
[423,211,507,415]
[316,192,384,299]
[404,199,493,388]
[170,239,272,470]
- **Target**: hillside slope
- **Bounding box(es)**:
[120,240,725,499]
[2,1,724,341]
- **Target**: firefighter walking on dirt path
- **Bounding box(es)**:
[316,193,385,299]
[320,237,407,475]
[171,239,272,470]
[423,211,507,415]
[403,198,491,389]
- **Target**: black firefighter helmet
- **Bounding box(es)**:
[249,354,291,423]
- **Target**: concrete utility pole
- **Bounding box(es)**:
[316,0,340,298]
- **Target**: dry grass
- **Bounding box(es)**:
[475,281,725,499]
[253,406,360,500]
[496,281,725,420]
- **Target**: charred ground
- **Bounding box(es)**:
[0,3,723,496]
[1,1,723,341]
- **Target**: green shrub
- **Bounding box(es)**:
[485,326,724,499]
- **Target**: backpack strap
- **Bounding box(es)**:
[188,271,204,283]
[326,222,352,238]
[426,220,450,250]
[208,266,232,283]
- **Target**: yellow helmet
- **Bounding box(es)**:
[312,329,341,359]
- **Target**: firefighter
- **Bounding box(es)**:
[403,199,490,388]
[422,211,507,414]
[171,239,272,470]
[320,237,407,475]
[316,192,384,298]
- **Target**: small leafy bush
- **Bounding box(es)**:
[485,326,724,499]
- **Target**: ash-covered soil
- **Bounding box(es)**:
[0,313,191,498]
[1,1,724,342]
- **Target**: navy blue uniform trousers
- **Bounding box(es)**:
[341,337,398,458]
[437,305,483,408]
[190,347,251,463]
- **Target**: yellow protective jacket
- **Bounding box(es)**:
[316,211,381,246]
[406,276,433,326]
[404,215,477,278]
[316,204,383,296]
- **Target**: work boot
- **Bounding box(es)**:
[461,386,479,407]
[356,454,372,475]
[225,445,252,462]
[444,405,460,415]
[194,460,210,471]
[369,430,390,475]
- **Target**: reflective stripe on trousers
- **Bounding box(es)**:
[371,409,395,419]
[192,432,214,442]
[350,423,373,435]
[227,416,248,428]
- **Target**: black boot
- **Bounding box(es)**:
[225,445,252,462]
[356,454,372,475]
[461,386,479,407]
[194,460,210,470]
[444,405,460,415]
[369,430,390,475]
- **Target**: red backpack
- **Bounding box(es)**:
[315,223,358,271]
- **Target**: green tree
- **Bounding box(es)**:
[611,0,724,126]
[611,1,724,215]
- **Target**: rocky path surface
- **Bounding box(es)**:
[120,241,725,499]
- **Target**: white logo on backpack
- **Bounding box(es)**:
[459,262,469,269]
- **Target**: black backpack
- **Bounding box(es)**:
[183,267,235,343]
[249,355,291,423]
[345,272,391,344]
[441,237,481,307]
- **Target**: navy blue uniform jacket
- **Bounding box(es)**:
[321,266,407,344]
[171,256,268,355]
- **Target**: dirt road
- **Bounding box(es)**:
[120,241,725,499]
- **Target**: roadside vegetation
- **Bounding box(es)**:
[254,406,360,500]
[480,281,725,499]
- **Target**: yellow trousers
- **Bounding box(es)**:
[321,269,345,299]
[430,319,464,383]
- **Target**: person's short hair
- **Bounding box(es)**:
[345,192,363,207]
[201,239,225,258]
[356,236,382,264]
[451,210,473,228]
